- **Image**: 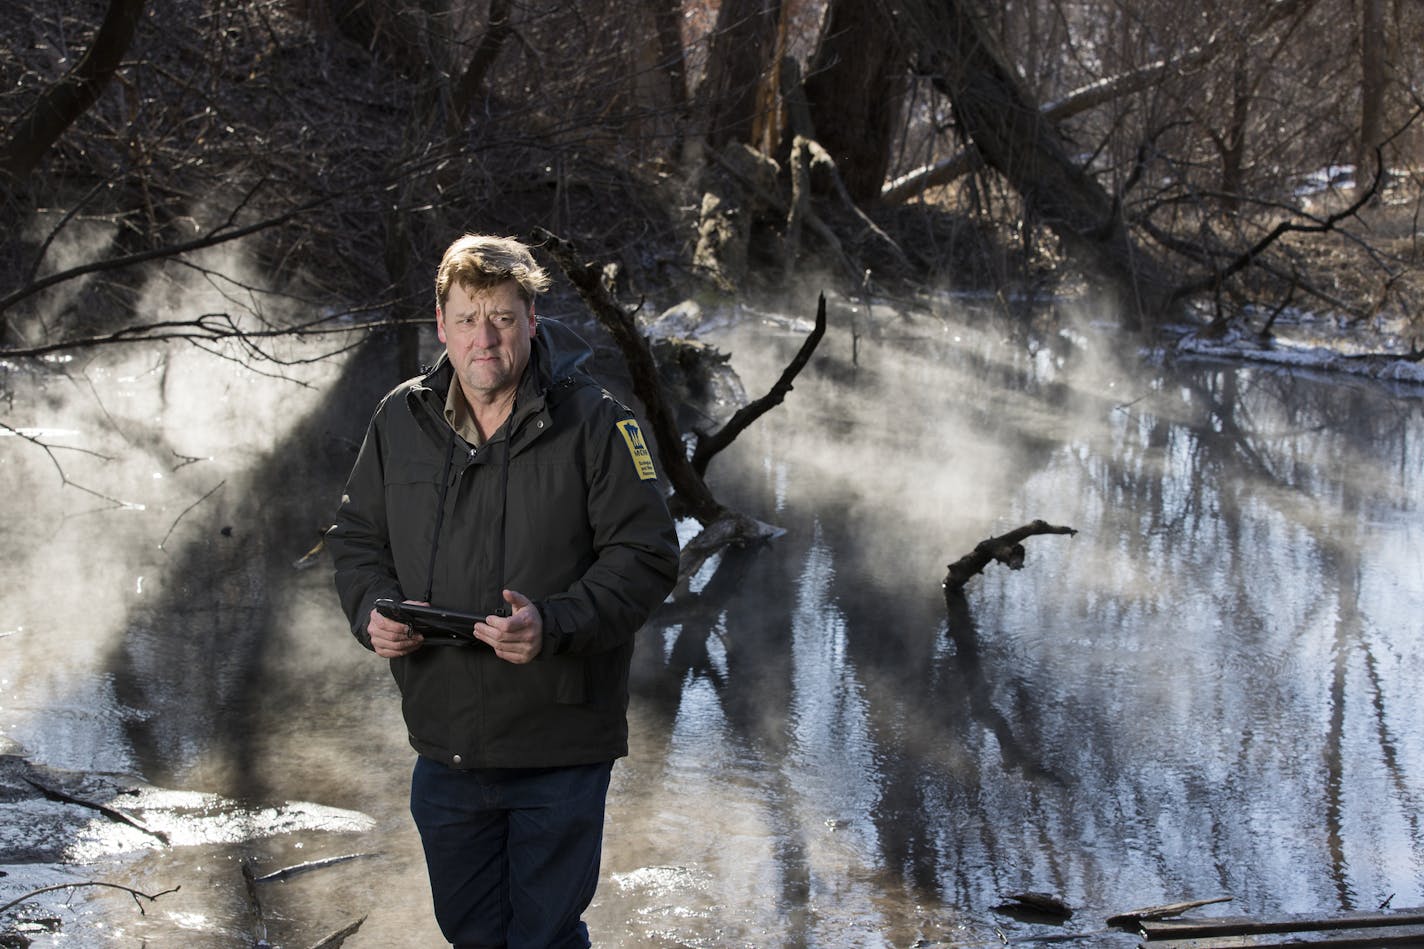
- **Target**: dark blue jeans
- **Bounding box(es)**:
[409,756,614,949]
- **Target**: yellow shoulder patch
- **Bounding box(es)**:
[615,419,658,481]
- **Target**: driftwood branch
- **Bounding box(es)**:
[535,229,807,580]
[23,776,170,845]
[308,915,369,949]
[943,520,1077,593]
[0,881,180,917]
[690,293,827,475]
[1106,895,1234,928]
[244,855,373,949]
[249,852,378,883]
[1134,905,1424,942]
[242,860,270,945]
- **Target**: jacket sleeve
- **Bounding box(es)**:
[538,404,680,657]
[327,407,402,651]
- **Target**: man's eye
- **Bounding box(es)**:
[493,315,515,328]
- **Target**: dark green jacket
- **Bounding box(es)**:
[328,320,679,768]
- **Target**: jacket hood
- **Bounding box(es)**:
[530,318,594,386]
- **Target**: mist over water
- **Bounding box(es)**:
[2,294,1421,947]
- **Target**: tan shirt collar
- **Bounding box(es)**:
[443,378,484,446]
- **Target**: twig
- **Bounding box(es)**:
[1170,110,1422,305]
[307,915,368,949]
[23,777,170,845]
[158,480,226,551]
[1,421,131,509]
[0,881,180,917]
[249,852,378,883]
[0,308,386,361]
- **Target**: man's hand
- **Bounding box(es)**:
[473,589,543,664]
[367,600,426,658]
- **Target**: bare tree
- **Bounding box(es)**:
[894,0,1179,324]
[802,0,909,203]
[0,0,146,186]
[701,0,784,150]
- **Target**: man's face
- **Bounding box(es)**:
[437,280,536,405]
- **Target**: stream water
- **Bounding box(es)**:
[2,294,1421,948]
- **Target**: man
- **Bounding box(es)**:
[328,234,680,948]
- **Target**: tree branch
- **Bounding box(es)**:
[1168,144,1391,305]
[446,0,512,136]
[690,293,826,475]
[0,309,388,362]
[1,421,134,510]
[1,188,337,315]
[943,520,1077,594]
[0,0,148,184]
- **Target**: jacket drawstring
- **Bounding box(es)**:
[495,397,514,614]
[422,434,456,603]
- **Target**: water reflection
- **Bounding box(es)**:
[600,300,1424,944]
[3,298,1422,946]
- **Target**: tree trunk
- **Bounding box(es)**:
[446,0,512,137]
[1215,53,1250,211]
[701,0,783,150]
[1357,0,1387,192]
[802,0,910,203]
[635,0,691,160]
[0,0,147,185]
[893,0,1179,327]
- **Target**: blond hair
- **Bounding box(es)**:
[435,234,551,308]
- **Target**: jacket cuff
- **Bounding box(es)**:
[536,601,568,658]
[356,588,400,652]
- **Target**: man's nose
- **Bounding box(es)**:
[473,319,500,347]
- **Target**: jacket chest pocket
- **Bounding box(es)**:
[384,458,445,570]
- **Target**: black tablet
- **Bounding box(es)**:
[374,598,483,644]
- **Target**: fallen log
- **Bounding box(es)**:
[1137,906,1424,945]
[943,520,1077,594]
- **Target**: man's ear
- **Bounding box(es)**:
[435,306,447,345]
[527,301,538,337]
